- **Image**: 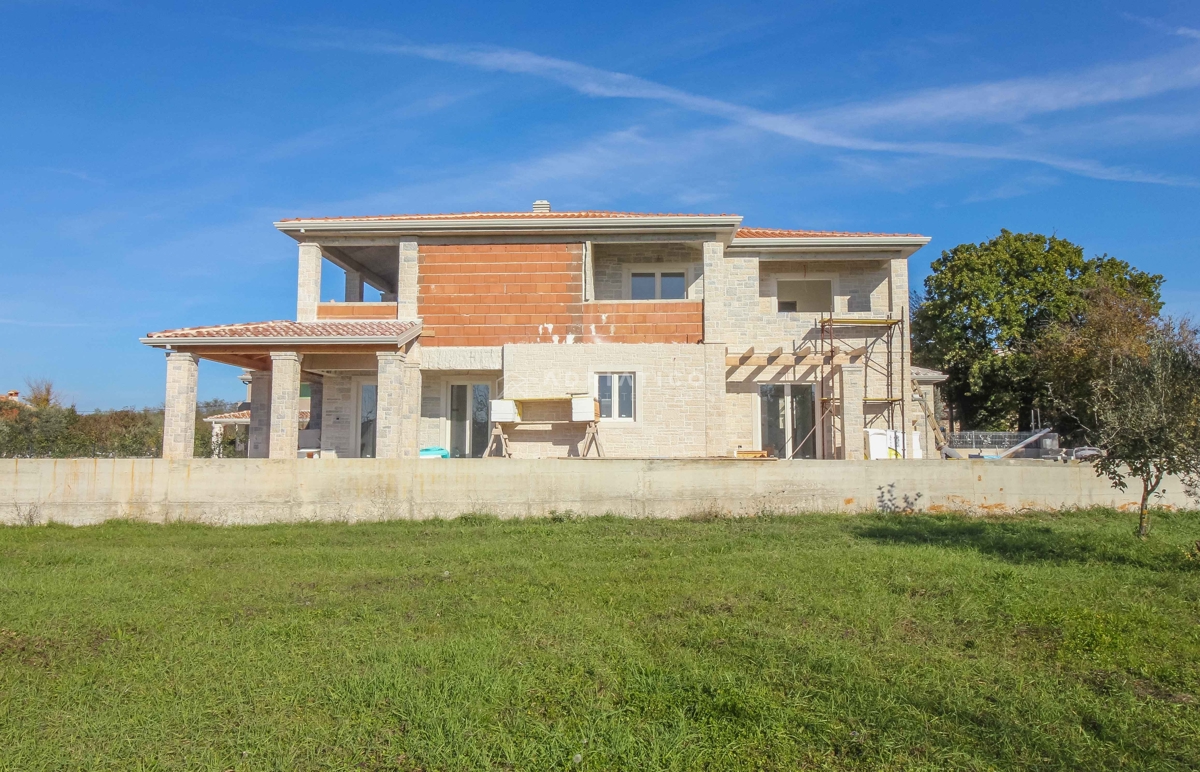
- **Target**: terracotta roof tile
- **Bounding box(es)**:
[735,227,926,239]
[279,210,736,222]
[145,320,419,340]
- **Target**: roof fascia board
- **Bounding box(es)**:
[274,215,744,242]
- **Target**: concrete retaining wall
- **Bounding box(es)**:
[0,458,1189,526]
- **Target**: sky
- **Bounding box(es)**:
[2,0,1199,410]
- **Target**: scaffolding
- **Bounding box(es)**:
[818,310,907,458]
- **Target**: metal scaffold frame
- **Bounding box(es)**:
[818,309,908,458]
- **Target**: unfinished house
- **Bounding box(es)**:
[142,204,945,460]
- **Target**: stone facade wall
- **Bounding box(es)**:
[499,343,715,458]
[319,375,355,459]
[592,242,703,300]
[248,370,272,459]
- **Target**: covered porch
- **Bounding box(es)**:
[141,319,423,460]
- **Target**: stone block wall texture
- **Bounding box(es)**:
[2,458,1184,525]
[397,241,419,320]
[319,375,355,458]
[296,243,322,322]
[248,370,272,459]
[375,352,406,459]
[268,352,301,459]
[591,242,703,300]
[499,343,715,458]
[162,352,198,460]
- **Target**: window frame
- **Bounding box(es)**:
[621,264,699,301]
[443,378,496,458]
[594,371,638,423]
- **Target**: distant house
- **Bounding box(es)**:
[142,202,944,460]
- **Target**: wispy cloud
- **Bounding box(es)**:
[1124,14,1200,42]
[280,33,1200,187]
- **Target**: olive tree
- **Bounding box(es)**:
[1090,320,1200,538]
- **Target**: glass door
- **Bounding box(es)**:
[790,385,816,459]
[759,385,786,458]
[449,383,491,458]
[759,383,817,459]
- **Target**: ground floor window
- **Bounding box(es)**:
[597,373,635,420]
[449,383,491,458]
[759,384,817,459]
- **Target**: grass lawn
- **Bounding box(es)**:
[1,510,1199,771]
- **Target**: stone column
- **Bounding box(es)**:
[701,241,724,342]
[396,241,419,320]
[703,342,728,456]
[162,351,198,459]
[375,344,422,459]
[839,364,866,460]
[297,243,322,322]
[247,370,272,458]
[268,352,301,459]
[345,270,363,302]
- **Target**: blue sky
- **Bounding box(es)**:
[2,0,1199,410]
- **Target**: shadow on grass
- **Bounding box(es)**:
[852,515,1191,571]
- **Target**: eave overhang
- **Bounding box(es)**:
[274,215,745,244]
[728,235,931,259]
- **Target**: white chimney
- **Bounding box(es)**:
[532,200,551,213]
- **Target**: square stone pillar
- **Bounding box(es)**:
[702,241,724,342]
[889,258,913,456]
[162,351,198,459]
[376,344,421,459]
[396,241,419,320]
[268,352,301,459]
[703,342,728,456]
[297,243,322,322]
[344,269,364,303]
[839,364,866,460]
[247,370,272,458]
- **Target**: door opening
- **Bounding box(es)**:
[759,384,817,459]
[449,383,491,458]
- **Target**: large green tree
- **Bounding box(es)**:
[911,230,1162,431]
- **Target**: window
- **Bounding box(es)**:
[777,279,833,314]
[631,273,656,300]
[759,384,816,459]
[626,268,693,300]
[597,373,635,420]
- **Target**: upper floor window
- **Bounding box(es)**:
[597,373,635,420]
[629,270,689,300]
[777,279,833,313]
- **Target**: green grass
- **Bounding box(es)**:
[1,510,1199,771]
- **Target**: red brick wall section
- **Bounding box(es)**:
[582,302,703,344]
[419,244,703,345]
